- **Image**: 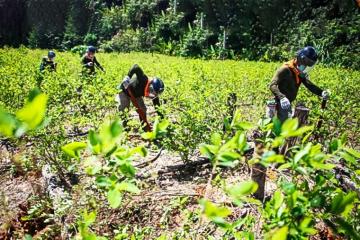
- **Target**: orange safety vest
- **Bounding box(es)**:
[283,59,302,86]
[144,78,151,97]
[126,87,152,132]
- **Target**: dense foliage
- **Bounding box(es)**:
[0,47,359,156]
[0,0,359,69]
[0,48,359,239]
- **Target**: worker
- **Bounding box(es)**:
[117,64,164,131]
[81,46,105,75]
[40,51,57,72]
[269,46,329,122]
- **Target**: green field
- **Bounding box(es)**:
[1,48,359,148]
[1,48,360,239]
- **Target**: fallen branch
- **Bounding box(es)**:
[133,158,211,180]
[145,192,201,198]
[0,138,17,151]
[157,158,210,175]
[335,173,360,198]
[66,131,89,138]
[134,147,163,168]
[0,164,11,174]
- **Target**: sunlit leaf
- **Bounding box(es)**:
[339,152,356,165]
[156,118,170,133]
[227,181,258,199]
[99,119,122,153]
[217,151,241,163]
[117,182,140,194]
[290,125,313,137]
[294,143,311,163]
[236,132,248,152]
[200,144,218,159]
[278,163,291,171]
[261,151,284,164]
[141,131,155,140]
[156,235,167,240]
[16,93,48,130]
[129,146,148,157]
[107,189,122,208]
[199,199,231,229]
[273,190,284,210]
[310,162,335,170]
[299,217,317,234]
[218,160,239,168]
[83,210,96,226]
[281,118,298,137]
[61,142,87,159]
[266,226,288,240]
[344,147,360,158]
[0,109,17,137]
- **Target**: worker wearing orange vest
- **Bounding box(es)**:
[270,46,329,122]
[117,64,165,131]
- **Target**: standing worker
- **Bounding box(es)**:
[117,64,165,131]
[81,46,105,75]
[253,46,331,201]
[251,46,329,201]
[40,51,57,72]
[269,46,330,122]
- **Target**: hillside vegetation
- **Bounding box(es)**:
[0,48,359,239]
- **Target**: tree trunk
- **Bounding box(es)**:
[251,130,266,201]
[252,162,266,201]
[252,105,310,201]
[280,105,310,155]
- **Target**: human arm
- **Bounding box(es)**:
[121,64,146,90]
[269,66,288,100]
[127,64,148,82]
[93,56,104,71]
[81,56,90,67]
[302,76,323,97]
[152,97,164,118]
[39,57,47,72]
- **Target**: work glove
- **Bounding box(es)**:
[280,97,291,110]
[122,76,131,89]
[87,62,93,67]
[321,90,330,100]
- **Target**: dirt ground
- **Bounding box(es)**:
[1,136,341,239]
[0,135,266,238]
[0,105,338,239]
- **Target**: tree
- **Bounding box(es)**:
[0,0,26,47]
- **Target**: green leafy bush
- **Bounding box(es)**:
[179,25,211,58]
[0,48,359,239]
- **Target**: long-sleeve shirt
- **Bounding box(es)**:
[270,65,323,102]
[121,64,162,114]
[81,55,104,74]
[40,57,56,72]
